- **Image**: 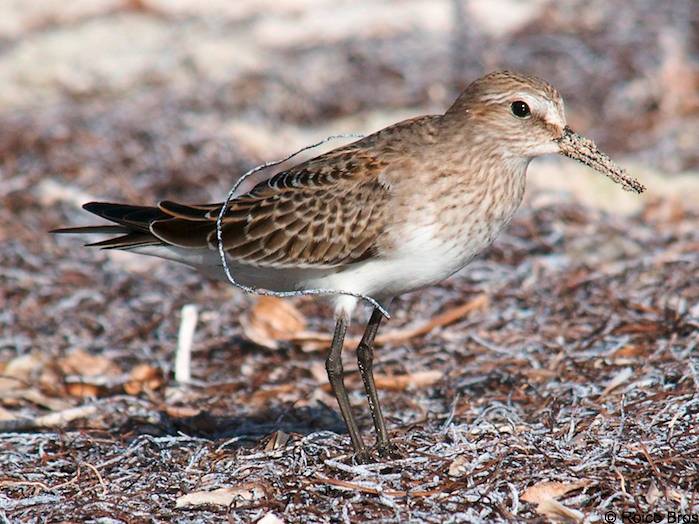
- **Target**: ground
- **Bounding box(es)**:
[1,1,698,523]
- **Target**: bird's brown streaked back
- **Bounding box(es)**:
[153,166,390,268]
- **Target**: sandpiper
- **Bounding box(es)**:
[54,71,644,461]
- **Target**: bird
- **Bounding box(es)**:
[53,71,644,462]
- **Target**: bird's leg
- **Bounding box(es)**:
[325,314,368,458]
[356,308,395,456]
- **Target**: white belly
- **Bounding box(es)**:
[306,222,491,299]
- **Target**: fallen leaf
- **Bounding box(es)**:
[38,365,66,396]
[522,480,589,503]
[521,480,590,523]
[615,321,662,335]
[59,349,121,377]
[645,481,661,505]
[519,368,558,381]
[315,370,443,394]
[241,297,307,349]
[373,370,443,391]
[176,483,268,509]
[124,364,163,395]
[247,383,297,405]
[65,383,102,398]
[0,375,25,393]
[164,405,202,418]
[4,353,44,378]
[611,344,646,358]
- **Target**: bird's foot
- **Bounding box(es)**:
[376,440,403,460]
[350,441,403,463]
[353,447,372,464]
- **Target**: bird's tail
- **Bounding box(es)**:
[50,202,167,249]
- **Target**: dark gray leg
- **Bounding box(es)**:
[356,308,391,451]
[325,315,367,457]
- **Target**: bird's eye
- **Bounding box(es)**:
[511,101,531,118]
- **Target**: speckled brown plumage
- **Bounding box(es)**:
[155,148,391,268]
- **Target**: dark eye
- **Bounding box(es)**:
[511,100,531,118]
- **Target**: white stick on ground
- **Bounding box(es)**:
[175,304,198,384]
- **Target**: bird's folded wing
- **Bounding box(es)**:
[152,149,390,269]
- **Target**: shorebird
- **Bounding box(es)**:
[53,71,644,461]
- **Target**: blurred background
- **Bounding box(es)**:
[0,0,697,213]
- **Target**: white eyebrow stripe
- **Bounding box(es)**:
[481,91,565,128]
[482,91,541,108]
[517,93,564,127]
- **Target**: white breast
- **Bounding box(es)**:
[306,220,490,305]
[312,173,527,309]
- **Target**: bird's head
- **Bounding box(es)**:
[445,71,645,193]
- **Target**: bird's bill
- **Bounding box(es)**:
[556,126,645,194]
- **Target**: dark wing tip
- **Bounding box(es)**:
[50,225,127,234]
[82,201,109,213]
[84,232,160,249]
